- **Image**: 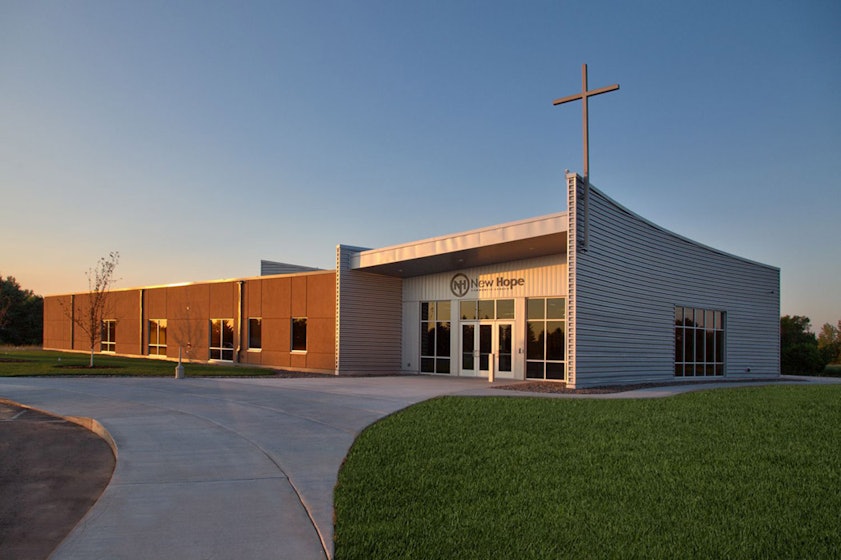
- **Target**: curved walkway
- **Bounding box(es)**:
[0,375,836,559]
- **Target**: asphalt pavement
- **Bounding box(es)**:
[0,401,115,560]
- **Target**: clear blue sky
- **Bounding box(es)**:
[2,1,839,329]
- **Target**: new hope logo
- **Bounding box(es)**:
[449,273,525,298]
[450,273,471,297]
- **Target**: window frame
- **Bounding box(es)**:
[291,317,307,353]
[209,318,235,361]
[459,299,515,321]
[248,317,262,351]
[525,297,566,381]
[148,319,167,356]
[100,319,116,353]
[674,306,725,377]
[420,301,451,374]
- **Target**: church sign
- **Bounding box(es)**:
[450,273,526,298]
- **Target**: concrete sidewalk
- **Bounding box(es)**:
[2,374,836,559]
[0,375,516,560]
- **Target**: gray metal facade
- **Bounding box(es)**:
[566,173,780,388]
[260,260,321,276]
[335,245,403,374]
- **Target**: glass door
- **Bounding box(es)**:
[461,323,476,374]
[461,322,492,376]
[461,322,513,377]
[497,322,513,374]
[478,324,492,372]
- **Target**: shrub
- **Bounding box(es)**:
[781,342,826,375]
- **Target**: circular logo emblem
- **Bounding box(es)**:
[450,273,471,298]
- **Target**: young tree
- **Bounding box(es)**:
[172,303,202,363]
[0,276,44,346]
[61,252,120,367]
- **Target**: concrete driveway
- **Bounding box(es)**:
[0,375,510,560]
[3,374,833,559]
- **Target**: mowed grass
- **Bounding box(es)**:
[335,385,841,559]
[0,348,279,377]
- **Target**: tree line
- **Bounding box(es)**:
[781,315,841,374]
[0,275,43,346]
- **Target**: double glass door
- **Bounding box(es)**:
[460,322,513,377]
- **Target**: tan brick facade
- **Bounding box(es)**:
[43,271,337,374]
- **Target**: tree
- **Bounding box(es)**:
[172,303,202,363]
[780,315,828,375]
[0,276,44,346]
[61,252,120,367]
[817,321,841,365]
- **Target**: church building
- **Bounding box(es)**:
[42,172,780,388]
[42,67,781,387]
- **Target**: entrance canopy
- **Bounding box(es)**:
[351,212,568,278]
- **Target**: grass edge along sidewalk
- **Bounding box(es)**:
[335,385,841,560]
[0,348,325,377]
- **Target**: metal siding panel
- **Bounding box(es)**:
[260,260,321,275]
[572,182,780,388]
[402,302,420,372]
[336,246,403,373]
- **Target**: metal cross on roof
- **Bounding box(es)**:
[553,64,619,184]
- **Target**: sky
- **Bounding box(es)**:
[1,1,839,329]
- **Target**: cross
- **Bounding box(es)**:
[553,64,619,185]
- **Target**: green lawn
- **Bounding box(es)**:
[335,386,841,559]
[0,348,282,377]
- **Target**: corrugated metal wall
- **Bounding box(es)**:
[401,302,420,372]
[568,173,780,388]
[260,260,321,276]
[336,245,403,374]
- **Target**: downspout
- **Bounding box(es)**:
[236,281,244,363]
[70,294,75,350]
[139,289,145,356]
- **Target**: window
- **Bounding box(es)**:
[675,307,725,377]
[209,319,235,361]
[101,320,116,353]
[526,298,566,380]
[248,318,262,350]
[420,301,451,374]
[148,319,167,356]
[291,318,307,352]
[459,299,515,320]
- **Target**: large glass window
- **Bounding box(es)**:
[421,301,451,374]
[291,318,307,352]
[209,318,235,361]
[675,307,725,377]
[526,298,566,380]
[458,299,515,320]
[248,318,262,350]
[148,319,167,355]
[101,320,116,353]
